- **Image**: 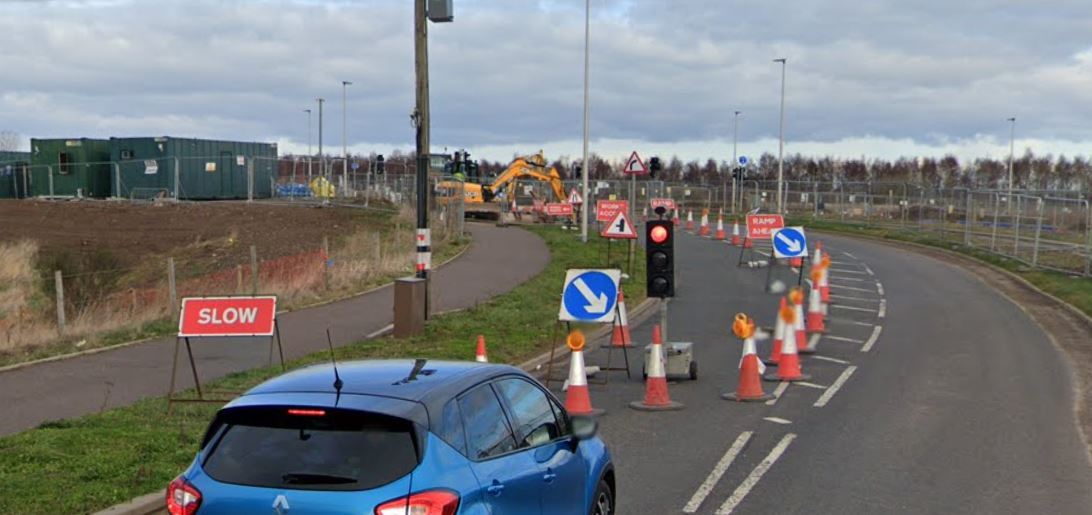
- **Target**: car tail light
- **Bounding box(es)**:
[166,476,202,515]
[375,489,460,515]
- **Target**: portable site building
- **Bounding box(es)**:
[28,139,112,198]
[111,137,278,200]
[0,151,31,198]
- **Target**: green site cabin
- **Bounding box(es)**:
[110,136,278,200]
[0,151,31,199]
[28,138,112,198]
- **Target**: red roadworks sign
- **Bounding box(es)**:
[545,203,574,216]
[650,198,676,211]
[178,296,277,337]
[746,214,785,239]
[596,200,629,223]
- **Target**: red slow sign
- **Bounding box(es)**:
[596,200,629,223]
[746,214,785,240]
[650,198,676,211]
[545,203,574,216]
[178,296,277,337]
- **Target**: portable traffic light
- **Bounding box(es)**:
[646,219,675,298]
[376,154,385,174]
[649,156,662,178]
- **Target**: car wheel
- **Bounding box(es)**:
[689,361,698,381]
[591,478,614,515]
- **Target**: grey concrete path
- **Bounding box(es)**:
[0,223,548,436]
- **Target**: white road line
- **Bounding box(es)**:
[823,335,865,344]
[755,250,771,257]
[765,381,790,405]
[835,284,881,294]
[763,417,793,424]
[863,264,875,276]
[831,304,878,313]
[814,366,857,407]
[682,431,753,513]
[878,299,887,318]
[795,381,828,390]
[829,318,876,327]
[366,324,395,339]
[812,355,852,365]
[861,325,884,352]
[829,294,880,303]
[842,251,857,258]
[831,275,868,282]
[830,268,869,275]
[876,282,885,296]
[716,434,798,515]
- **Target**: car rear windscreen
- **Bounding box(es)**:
[200,407,419,491]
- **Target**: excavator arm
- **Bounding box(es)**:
[484,152,566,204]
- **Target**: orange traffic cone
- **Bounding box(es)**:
[699,211,711,237]
[730,219,741,246]
[819,254,831,304]
[630,325,684,411]
[607,291,633,348]
[564,331,604,416]
[475,335,488,363]
[806,269,826,334]
[764,303,811,382]
[813,240,824,264]
[714,214,726,240]
[789,287,813,354]
[673,212,680,226]
[764,298,787,366]
[723,314,774,402]
[742,236,753,249]
[685,210,695,231]
[790,256,803,268]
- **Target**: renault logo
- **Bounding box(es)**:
[272,494,290,514]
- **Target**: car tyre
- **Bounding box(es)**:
[689,361,698,381]
[590,478,614,515]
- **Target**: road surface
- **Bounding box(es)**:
[0,222,548,436]
[562,229,1092,514]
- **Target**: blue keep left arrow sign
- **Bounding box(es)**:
[772,227,807,259]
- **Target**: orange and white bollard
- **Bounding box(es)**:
[608,291,633,348]
[764,297,787,366]
[764,303,811,382]
[806,269,826,334]
[685,210,695,231]
[714,214,726,240]
[630,325,684,411]
[565,331,604,416]
[730,219,742,246]
[475,335,488,363]
[723,314,774,402]
[699,211,711,237]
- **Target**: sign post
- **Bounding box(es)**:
[168,296,283,412]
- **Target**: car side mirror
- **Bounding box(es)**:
[571,415,598,441]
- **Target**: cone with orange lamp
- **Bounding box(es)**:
[564,330,604,416]
[763,301,811,382]
[723,313,775,402]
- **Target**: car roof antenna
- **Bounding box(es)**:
[325,329,343,403]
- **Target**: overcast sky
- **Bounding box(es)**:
[2,0,1091,163]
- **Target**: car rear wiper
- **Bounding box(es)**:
[282,473,358,485]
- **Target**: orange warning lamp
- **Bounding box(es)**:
[780,304,797,324]
[788,287,804,306]
[810,267,823,282]
[650,225,669,244]
[567,330,586,351]
[732,313,755,339]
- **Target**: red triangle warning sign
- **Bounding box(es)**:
[601,211,638,239]
[568,188,583,205]
[622,151,648,175]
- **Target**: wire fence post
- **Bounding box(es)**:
[167,257,178,322]
[323,236,330,291]
[991,193,1000,251]
[54,270,66,335]
[964,192,973,246]
[1013,196,1022,259]
[250,245,259,294]
[174,157,181,200]
[1032,198,1043,268]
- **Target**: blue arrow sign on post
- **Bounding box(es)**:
[771,227,808,259]
[738,155,749,167]
[558,269,620,323]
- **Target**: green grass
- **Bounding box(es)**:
[0,226,644,515]
[794,217,1092,319]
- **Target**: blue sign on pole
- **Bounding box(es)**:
[559,269,620,323]
[351,162,360,171]
[772,227,808,259]
[738,155,749,167]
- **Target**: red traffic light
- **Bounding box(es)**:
[650,225,669,244]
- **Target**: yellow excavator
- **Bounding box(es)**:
[437,151,566,219]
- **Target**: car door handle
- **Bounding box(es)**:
[487,481,505,496]
[542,470,557,484]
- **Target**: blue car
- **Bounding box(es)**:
[167,359,615,515]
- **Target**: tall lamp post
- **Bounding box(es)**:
[342,80,353,195]
[304,108,312,182]
[1007,116,1016,210]
[774,58,787,213]
[580,0,591,243]
[316,97,325,182]
[731,110,741,214]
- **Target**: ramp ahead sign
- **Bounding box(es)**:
[179,296,277,337]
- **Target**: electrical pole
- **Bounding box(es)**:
[774,58,787,214]
[317,97,325,183]
[342,80,352,195]
[414,0,431,287]
[732,110,740,214]
[580,0,591,243]
[304,108,312,182]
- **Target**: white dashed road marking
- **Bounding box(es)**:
[822,335,865,344]
[829,318,876,327]
[765,381,790,406]
[683,431,753,513]
[830,294,880,303]
[830,268,869,275]
[861,325,884,353]
[812,355,852,365]
[716,434,798,515]
[863,264,875,276]
[795,381,828,390]
[876,282,885,296]
[763,417,793,425]
[831,304,878,313]
[831,275,868,282]
[814,366,858,407]
[836,284,881,294]
[878,299,887,318]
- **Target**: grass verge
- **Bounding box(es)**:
[795,218,1092,318]
[0,226,644,515]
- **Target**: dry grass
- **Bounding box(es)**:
[0,241,40,350]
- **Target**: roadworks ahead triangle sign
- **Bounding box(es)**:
[601,211,638,239]
[568,188,583,205]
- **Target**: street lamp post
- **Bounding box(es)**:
[580,0,591,243]
[342,80,353,195]
[317,97,325,182]
[774,58,787,214]
[1007,117,1016,208]
[732,110,740,214]
[304,108,312,182]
